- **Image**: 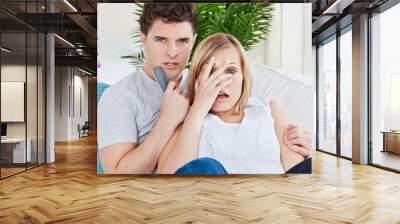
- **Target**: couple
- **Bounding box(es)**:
[98,3,312,174]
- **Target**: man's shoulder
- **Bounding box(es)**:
[98,71,143,107]
[108,71,143,92]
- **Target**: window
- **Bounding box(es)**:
[390,74,400,130]
[340,29,352,158]
[370,2,400,171]
[318,37,337,154]
[0,1,47,179]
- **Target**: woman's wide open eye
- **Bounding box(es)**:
[226,67,237,74]
[210,67,216,74]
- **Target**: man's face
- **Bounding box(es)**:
[141,19,196,81]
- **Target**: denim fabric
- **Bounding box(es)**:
[175,157,228,174]
[287,157,312,174]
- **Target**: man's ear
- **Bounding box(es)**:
[140,32,146,48]
[193,33,197,44]
[189,33,197,51]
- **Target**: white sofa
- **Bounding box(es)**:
[249,62,314,133]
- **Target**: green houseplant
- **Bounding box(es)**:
[121,3,273,67]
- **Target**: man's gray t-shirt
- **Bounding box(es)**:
[98,68,189,149]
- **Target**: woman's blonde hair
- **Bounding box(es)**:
[187,33,252,113]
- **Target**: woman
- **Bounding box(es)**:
[157,33,311,174]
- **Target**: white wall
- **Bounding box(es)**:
[72,73,89,138]
[97,3,138,85]
[55,67,68,141]
[1,66,26,127]
[55,67,89,141]
[247,3,312,77]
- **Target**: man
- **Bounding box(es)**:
[98,3,198,174]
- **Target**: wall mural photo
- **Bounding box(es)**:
[97,3,314,175]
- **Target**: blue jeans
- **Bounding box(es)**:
[175,157,228,174]
[175,157,311,174]
[287,158,312,173]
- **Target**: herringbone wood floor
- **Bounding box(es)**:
[1,134,400,223]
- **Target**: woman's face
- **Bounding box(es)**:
[208,46,243,113]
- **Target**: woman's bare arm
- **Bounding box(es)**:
[269,100,305,172]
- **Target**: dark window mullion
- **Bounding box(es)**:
[25,0,28,171]
[336,29,341,157]
[0,24,2,179]
[316,45,320,150]
[367,10,373,165]
[36,0,39,167]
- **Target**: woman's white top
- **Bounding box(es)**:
[198,97,285,174]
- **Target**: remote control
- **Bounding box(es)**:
[152,66,169,92]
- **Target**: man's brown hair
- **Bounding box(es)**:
[139,3,197,35]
